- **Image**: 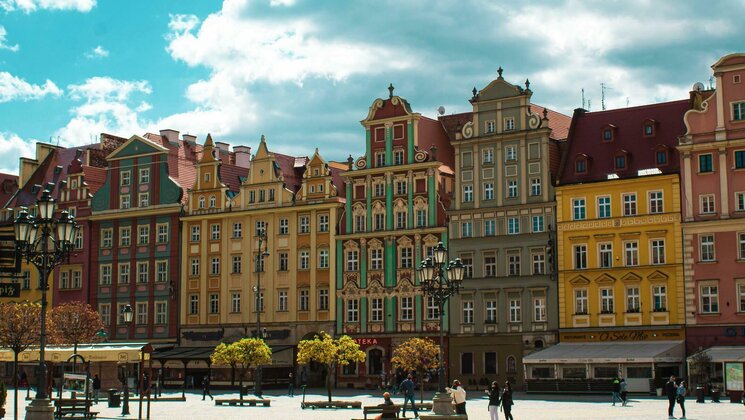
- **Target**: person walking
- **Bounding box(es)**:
[399,374,418,418]
[485,381,501,420]
[446,379,467,416]
[664,375,677,419]
[202,375,214,401]
[619,378,628,406]
[288,371,295,397]
[501,381,514,420]
[92,374,101,404]
[611,377,621,406]
[676,380,687,419]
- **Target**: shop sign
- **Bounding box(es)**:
[725,363,744,391]
[354,338,379,346]
[560,328,683,343]
[723,327,745,337]
[0,282,20,298]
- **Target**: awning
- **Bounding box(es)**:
[152,345,295,362]
[687,346,745,363]
[0,342,150,363]
[523,340,684,364]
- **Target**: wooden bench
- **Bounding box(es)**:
[54,399,98,420]
[214,398,271,407]
[301,400,362,409]
[362,405,401,419]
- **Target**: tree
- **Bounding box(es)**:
[0,302,41,420]
[296,332,365,402]
[689,349,713,388]
[210,338,271,399]
[48,302,106,356]
[391,337,439,403]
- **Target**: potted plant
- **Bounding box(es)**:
[0,382,7,419]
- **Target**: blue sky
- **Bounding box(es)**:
[0,0,743,173]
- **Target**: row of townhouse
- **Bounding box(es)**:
[1,53,743,393]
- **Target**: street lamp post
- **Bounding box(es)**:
[253,228,269,398]
[121,304,133,416]
[13,185,78,420]
[416,242,464,417]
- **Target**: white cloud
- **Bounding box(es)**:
[0,71,62,103]
[85,45,108,59]
[0,0,95,12]
[55,77,151,146]
[269,0,295,6]
[0,132,35,174]
[0,26,19,52]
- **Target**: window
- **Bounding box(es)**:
[599,243,613,268]
[73,228,83,249]
[395,180,407,195]
[644,123,654,136]
[733,102,745,120]
[396,211,406,229]
[278,290,288,311]
[210,224,220,240]
[138,225,149,244]
[374,183,384,197]
[653,285,667,311]
[484,182,494,200]
[99,304,110,326]
[739,232,745,260]
[258,189,265,202]
[232,223,242,238]
[393,150,404,165]
[483,148,493,163]
[318,288,329,311]
[600,288,614,313]
[463,185,473,202]
[137,261,148,283]
[256,291,264,312]
[299,250,310,270]
[736,150,745,169]
[139,192,149,207]
[614,155,626,170]
[400,296,413,321]
[507,253,520,276]
[700,234,715,261]
[254,220,266,236]
[209,257,220,275]
[701,194,716,214]
[532,215,544,233]
[346,250,359,271]
[120,195,130,209]
[598,196,611,218]
[484,352,498,375]
[506,356,517,374]
[279,218,289,235]
[505,118,515,132]
[462,300,474,324]
[461,352,474,375]
[575,289,588,314]
[400,247,413,268]
[100,265,112,285]
[534,295,546,322]
[627,287,640,312]
[700,285,719,313]
[624,241,639,266]
[507,179,518,198]
[507,217,520,234]
[426,296,439,320]
[189,295,199,315]
[71,270,81,288]
[738,284,745,312]
[60,271,69,289]
[374,213,384,231]
[656,149,668,165]
[315,248,328,269]
[651,239,665,265]
[485,299,497,323]
[371,298,383,321]
[151,301,166,324]
[575,158,587,174]
[346,299,359,322]
[198,196,205,209]
[530,178,541,196]
[157,224,168,243]
[649,191,664,214]
[699,154,713,172]
[121,170,131,186]
[299,290,310,311]
[139,168,150,184]
[231,293,241,313]
[355,215,366,232]
[210,294,219,314]
[232,255,242,274]
[370,249,383,270]
[574,245,587,269]
[190,258,200,276]
[416,210,427,227]
[136,303,148,325]
[461,256,473,279]
[509,295,521,322]
[484,219,496,236]
[572,198,586,220]
[375,152,385,167]
[156,261,167,282]
[461,221,472,238]
[486,120,496,133]
[623,194,637,216]
[318,214,329,232]
[190,226,200,242]
[484,254,497,277]
[299,216,310,233]
[532,252,545,275]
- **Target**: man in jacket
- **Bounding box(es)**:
[399,374,418,418]
[664,375,677,419]
[611,377,621,406]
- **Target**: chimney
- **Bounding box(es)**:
[159,129,180,144]
[182,134,197,144]
[214,142,230,161]
[234,146,251,168]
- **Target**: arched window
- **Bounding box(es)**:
[506,355,517,374]
[368,348,383,375]
[534,339,544,349]
[198,197,205,209]
[209,195,216,208]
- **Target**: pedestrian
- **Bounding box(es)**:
[288,371,295,397]
[142,373,150,397]
[380,371,386,390]
[374,391,397,420]
[501,381,514,420]
[398,373,418,418]
[619,378,628,406]
[664,375,677,419]
[485,381,501,420]
[676,380,687,419]
[202,375,213,401]
[611,377,621,406]
[445,379,467,415]
[92,374,101,404]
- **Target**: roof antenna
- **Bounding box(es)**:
[601,83,607,111]
[581,88,586,109]
[588,99,592,112]
[626,97,629,107]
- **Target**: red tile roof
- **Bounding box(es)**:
[558,100,690,185]
[142,133,202,204]
[273,152,307,193]
[219,163,247,193]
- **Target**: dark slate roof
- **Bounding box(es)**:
[0,172,18,209]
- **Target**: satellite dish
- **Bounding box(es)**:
[692,82,705,92]
[437,106,446,115]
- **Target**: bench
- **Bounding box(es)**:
[362,405,400,419]
[54,399,98,420]
[214,398,271,407]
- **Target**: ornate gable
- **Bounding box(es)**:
[106,135,168,160]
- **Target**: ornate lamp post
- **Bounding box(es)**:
[14,186,78,420]
[121,304,133,416]
[416,242,464,417]
[253,228,270,398]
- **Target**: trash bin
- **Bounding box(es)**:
[696,385,705,403]
[108,388,121,408]
[710,387,721,403]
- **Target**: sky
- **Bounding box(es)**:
[0,0,743,174]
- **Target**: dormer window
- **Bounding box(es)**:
[314,168,319,176]
[205,173,210,182]
[643,119,656,137]
[655,146,669,166]
[614,151,628,171]
[601,124,616,142]
[575,157,588,174]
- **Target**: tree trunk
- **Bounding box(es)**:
[326,364,332,402]
[418,369,424,404]
[239,368,244,401]
[13,351,18,420]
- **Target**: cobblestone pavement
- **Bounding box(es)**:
[11,388,745,419]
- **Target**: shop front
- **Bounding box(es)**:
[686,346,745,403]
[448,334,524,389]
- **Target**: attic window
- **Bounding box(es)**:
[614,152,628,171]
[644,124,654,136]
[314,168,319,176]
[603,129,613,141]
[575,158,588,174]
[655,147,669,166]
[205,173,210,182]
